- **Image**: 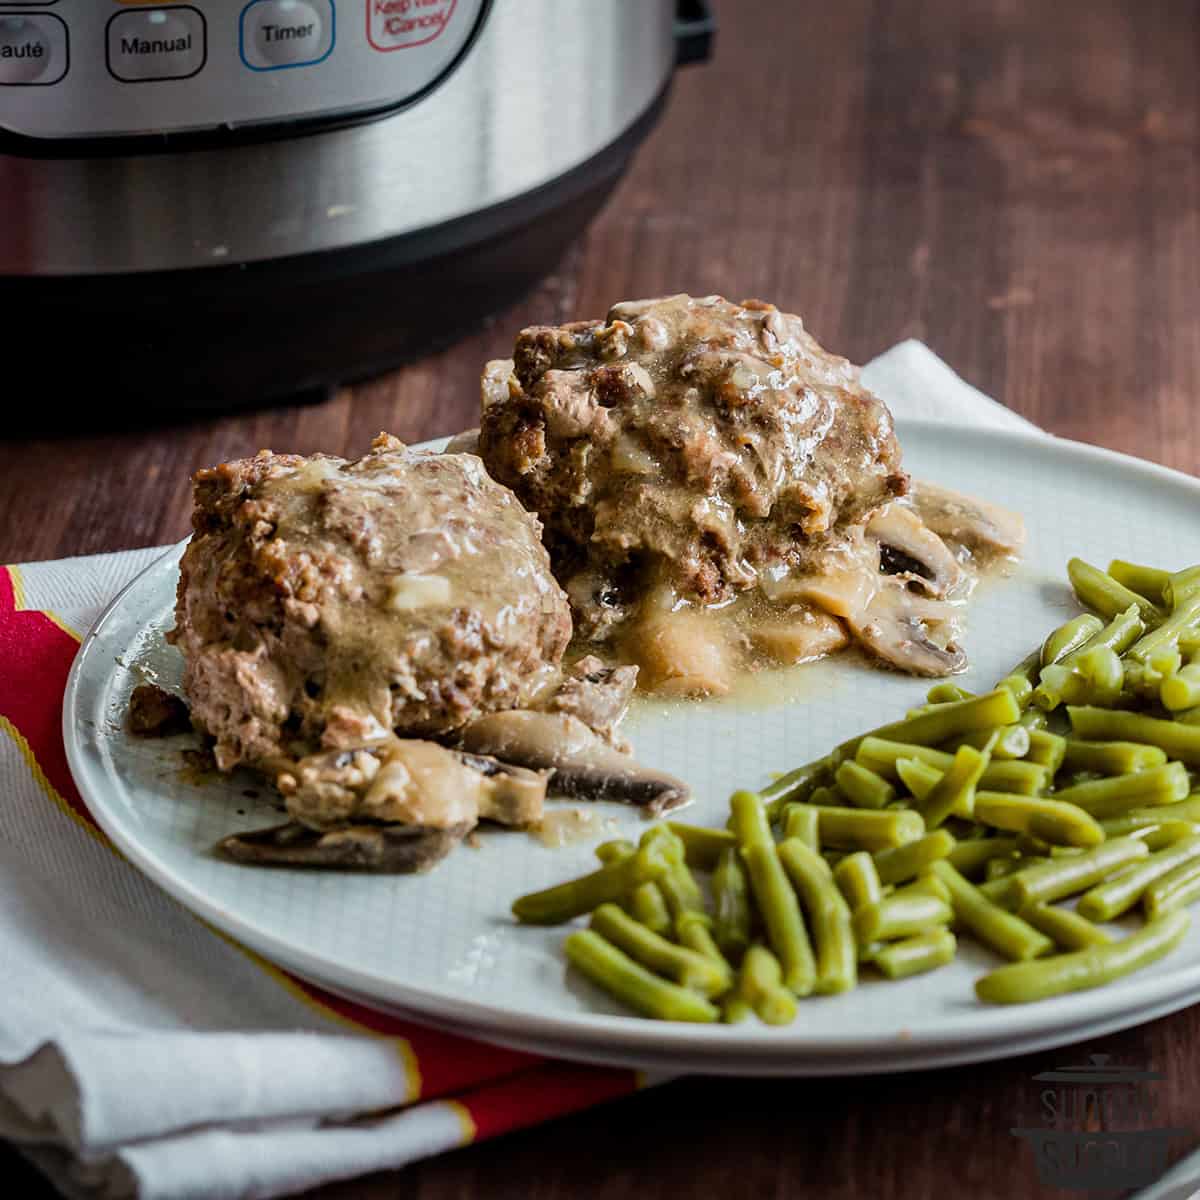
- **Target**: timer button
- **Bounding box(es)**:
[106,7,206,83]
[0,13,67,85]
[240,0,333,71]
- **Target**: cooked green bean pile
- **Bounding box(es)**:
[514,556,1200,1021]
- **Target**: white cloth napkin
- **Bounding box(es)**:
[0,342,1037,1200]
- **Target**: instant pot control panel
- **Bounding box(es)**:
[0,0,487,140]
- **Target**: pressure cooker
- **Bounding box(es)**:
[0,0,713,411]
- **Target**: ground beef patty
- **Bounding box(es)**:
[170,434,572,771]
[478,294,907,639]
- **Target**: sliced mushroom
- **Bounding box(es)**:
[866,503,967,599]
[848,582,968,677]
[907,481,1026,561]
[459,709,691,816]
[217,821,471,872]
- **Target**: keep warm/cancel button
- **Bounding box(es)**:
[106,7,206,82]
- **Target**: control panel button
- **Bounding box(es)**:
[106,7,205,83]
[241,0,333,71]
[0,13,67,85]
[368,0,458,52]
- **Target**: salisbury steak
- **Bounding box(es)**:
[478,294,907,640]
[170,434,572,772]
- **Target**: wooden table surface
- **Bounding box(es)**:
[7,0,1200,1196]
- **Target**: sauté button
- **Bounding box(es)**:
[0,13,67,85]
[240,0,333,71]
[106,7,206,82]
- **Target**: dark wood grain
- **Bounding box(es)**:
[7,0,1200,1197]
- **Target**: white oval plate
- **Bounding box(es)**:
[65,422,1200,1076]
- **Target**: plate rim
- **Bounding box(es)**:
[63,419,1200,1068]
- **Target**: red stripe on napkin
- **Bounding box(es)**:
[0,567,95,830]
[457,1060,640,1141]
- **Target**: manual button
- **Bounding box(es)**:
[240,0,333,71]
[107,6,206,83]
[0,13,68,85]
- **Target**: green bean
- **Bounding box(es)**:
[595,839,634,865]
[711,848,752,961]
[996,651,1040,709]
[894,756,946,806]
[1108,559,1171,606]
[1035,645,1126,711]
[1068,707,1200,767]
[658,860,711,928]
[813,806,925,851]
[872,929,957,979]
[1162,663,1200,713]
[739,840,818,996]
[564,930,721,1022]
[1125,592,1200,667]
[986,855,1039,881]
[1077,835,1200,921]
[1025,731,1068,775]
[778,839,857,994]
[721,997,752,1024]
[833,851,883,911]
[808,786,842,807]
[920,743,990,829]
[1100,815,1200,844]
[946,725,1031,760]
[974,909,1189,1004]
[1041,613,1105,667]
[1144,856,1200,918]
[761,758,832,816]
[1182,632,1200,656]
[973,792,1105,847]
[902,872,953,904]
[1051,763,1191,818]
[927,683,974,704]
[513,839,672,925]
[1067,557,1164,626]
[834,689,1022,762]
[1165,566,1200,608]
[1177,707,1200,726]
[977,876,1016,905]
[728,790,774,851]
[931,861,1054,960]
[1019,708,1049,731]
[1115,795,1200,826]
[595,841,667,929]
[852,891,952,943]
[1023,903,1112,951]
[677,916,735,977]
[1080,603,1146,656]
[629,882,673,935]
[859,738,1049,794]
[666,823,736,871]
[1009,837,1150,907]
[872,830,957,885]
[834,760,896,810]
[732,945,798,1025]
[781,804,822,850]
[1125,653,1183,699]
[947,836,1022,879]
[589,904,731,996]
[1061,740,1168,775]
